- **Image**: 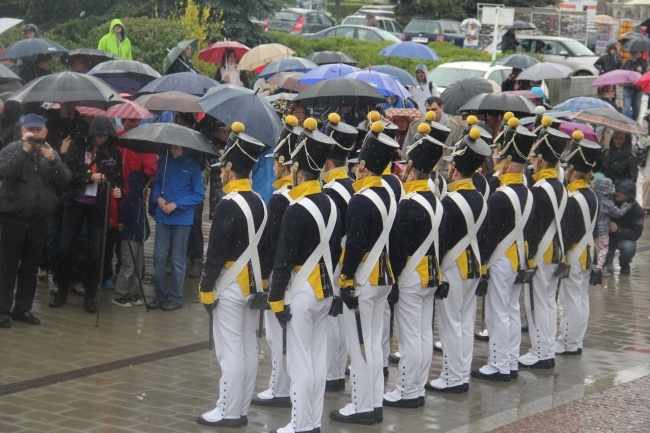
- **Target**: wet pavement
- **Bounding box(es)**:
[0,204,649,432]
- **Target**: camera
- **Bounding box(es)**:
[27,136,45,147]
[99,158,120,183]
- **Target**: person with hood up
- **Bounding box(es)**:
[97,19,133,60]
[23,24,41,39]
[414,64,439,98]
[19,53,53,85]
[599,130,639,186]
[0,96,22,150]
[49,115,124,313]
[594,42,622,75]
[150,143,205,311]
[605,179,645,275]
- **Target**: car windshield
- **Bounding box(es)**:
[343,16,366,25]
[428,67,484,87]
[273,11,301,22]
[405,21,441,34]
[562,40,595,56]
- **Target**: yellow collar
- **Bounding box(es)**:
[222,178,252,194]
[532,168,557,182]
[382,164,391,175]
[288,180,321,200]
[498,172,523,186]
[448,178,475,192]
[352,175,383,192]
[403,179,430,194]
[272,175,292,190]
[322,166,349,183]
[567,178,590,193]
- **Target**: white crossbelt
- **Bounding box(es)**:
[324,180,351,248]
[398,193,443,284]
[487,186,532,269]
[284,196,337,305]
[215,192,267,296]
[440,192,487,272]
[533,181,567,265]
[566,192,598,266]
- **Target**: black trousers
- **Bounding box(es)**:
[0,218,46,315]
[57,202,105,301]
[187,201,204,262]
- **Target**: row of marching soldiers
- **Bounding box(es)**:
[193,106,600,433]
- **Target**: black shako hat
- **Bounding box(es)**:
[532,118,570,163]
[220,122,268,174]
[403,123,445,173]
[291,118,337,174]
[358,121,400,174]
[498,118,537,164]
[421,110,452,144]
[266,115,303,164]
[444,127,492,175]
[325,112,358,161]
[565,131,601,173]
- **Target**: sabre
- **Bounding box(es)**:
[355,308,367,363]
[282,324,288,370]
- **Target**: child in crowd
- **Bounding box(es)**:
[591,173,632,282]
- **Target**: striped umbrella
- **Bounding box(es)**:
[106,101,153,119]
[566,108,646,135]
[76,106,108,117]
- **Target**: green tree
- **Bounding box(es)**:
[395,0,466,24]
[203,0,284,46]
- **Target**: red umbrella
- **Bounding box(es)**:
[76,106,108,117]
[106,101,153,120]
[198,41,250,64]
[633,71,650,93]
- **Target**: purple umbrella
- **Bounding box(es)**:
[557,121,598,143]
[592,69,642,87]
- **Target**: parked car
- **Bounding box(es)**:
[303,25,402,42]
[357,5,395,18]
[265,8,334,35]
[341,15,403,37]
[483,36,599,76]
[428,61,512,93]
[403,19,464,46]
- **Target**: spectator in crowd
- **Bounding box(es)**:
[501,68,522,92]
[621,51,647,120]
[97,19,133,60]
[166,44,198,74]
[70,55,92,74]
[599,130,639,186]
[215,50,248,87]
[49,115,124,313]
[23,24,40,39]
[0,114,71,328]
[290,103,308,127]
[112,170,150,307]
[605,180,645,275]
[594,42,622,75]
[464,23,480,50]
[19,53,53,84]
[150,143,205,311]
[414,64,439,98]
[0,96,22,150]
[198,118,228,219]
[501,28,519,53]
[365,12,378,27]
[638,122,650,215]
[597,86,620,111]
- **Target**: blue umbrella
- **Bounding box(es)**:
[297,64,361,85]
[257,57,318,79]
[197,84,282,147]
[379,42,441,61]
[346,70,411,99]
[370,65,418,87]
[136,72,220,96]
[554,97,614,113]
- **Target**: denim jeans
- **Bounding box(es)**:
[153,223,191,303]
[623,87,642,120]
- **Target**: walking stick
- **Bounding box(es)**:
[95,178,113,328]
[125,238,150,312]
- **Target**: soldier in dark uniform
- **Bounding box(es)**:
[268,117,341,433]
[383,123,447,407]
[330,121,399,426]
[253,115,302,408]
[519,117,570,369]
[554,131,600,356]
[197,122,268,428]
[472,117,537,382]
[428,127,491,393]
[321,112,358,392]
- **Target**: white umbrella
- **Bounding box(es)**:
[460,18,482,30]
[626,0,650,6]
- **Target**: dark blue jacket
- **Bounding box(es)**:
[120,170,151,242]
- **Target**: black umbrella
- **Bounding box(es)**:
[459,92,536,115]
[6,71,125,108]
[163,39,197,75]
[89,60,161,95]
[505,21,536,30]
[119,123,219,156]
[293,78,386,109]
[493,53,539,69]
[90,60,161,80]
[62,48,119,68]
[0,38,67,60]
[623,37,650,52]
[136,72,220,96]
[441,77,495,115]
[306,51,358,65]
[0,63,20,80]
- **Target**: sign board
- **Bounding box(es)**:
[481,7,515,27]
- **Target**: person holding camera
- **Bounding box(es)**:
[49,115,123,313]
[0,114,71,328]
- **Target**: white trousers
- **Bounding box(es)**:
[327,266,347,381]
[522,262,558,362]
[485,255,522,373]
[382,300,391,368]
[390,271,434,400]
[285,283,330,432]
[343,282,391,412]
[264,308,291,397]
[555,266,590,353]
[203,281,257,422]
[437,264,478,386]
